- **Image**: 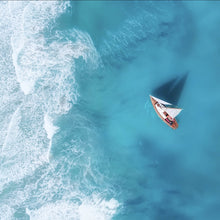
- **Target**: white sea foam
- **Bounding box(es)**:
[0,3,117,220]
[9,1,99,114]
[79,196,120,220]
[2,106,21,153]
[0,135,119,219]
[44,114,59,162]
[0,205,15,220]
[0,101,49,190]
[9,1,73,96]
[0,1,100,189]
[0,2,24,148]
[26,196,120,220]
[44,114,59,140]
[26,202,76,220]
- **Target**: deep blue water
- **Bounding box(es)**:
[0,1,220,220]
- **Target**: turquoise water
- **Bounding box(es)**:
[0,1,220,219]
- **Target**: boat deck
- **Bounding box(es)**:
[150,96,178,129]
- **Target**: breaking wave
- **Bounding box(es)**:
[0,1,119,219]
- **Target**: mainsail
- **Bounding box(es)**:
[166,107,182,118]
[150,95,172,106]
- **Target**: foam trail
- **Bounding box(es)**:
[0,101,49,191]
[2,106,21,153]
[0,205,14,220]
[0,2,24,148]
[26,196,120,220]
[0,2,120,220]
[79,196,120,220]
[26,202,78,220]
[9,1,100,98]
[0,1,100,187]
[44,114,59,141]
[44,114,59,162]
[9,1,72,95]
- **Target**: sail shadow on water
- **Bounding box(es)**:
[153,72,188,106]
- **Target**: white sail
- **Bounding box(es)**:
[150,95,172,106]
[166,107,182,118]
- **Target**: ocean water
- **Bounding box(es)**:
[0,1,220,220]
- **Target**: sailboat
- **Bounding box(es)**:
[149,95,182,129]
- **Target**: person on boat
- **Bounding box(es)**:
[168,115,174,121]
[165,117,173,125]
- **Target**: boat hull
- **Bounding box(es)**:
[150,96,178,129]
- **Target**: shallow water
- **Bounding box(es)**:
[0,1,220,220]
